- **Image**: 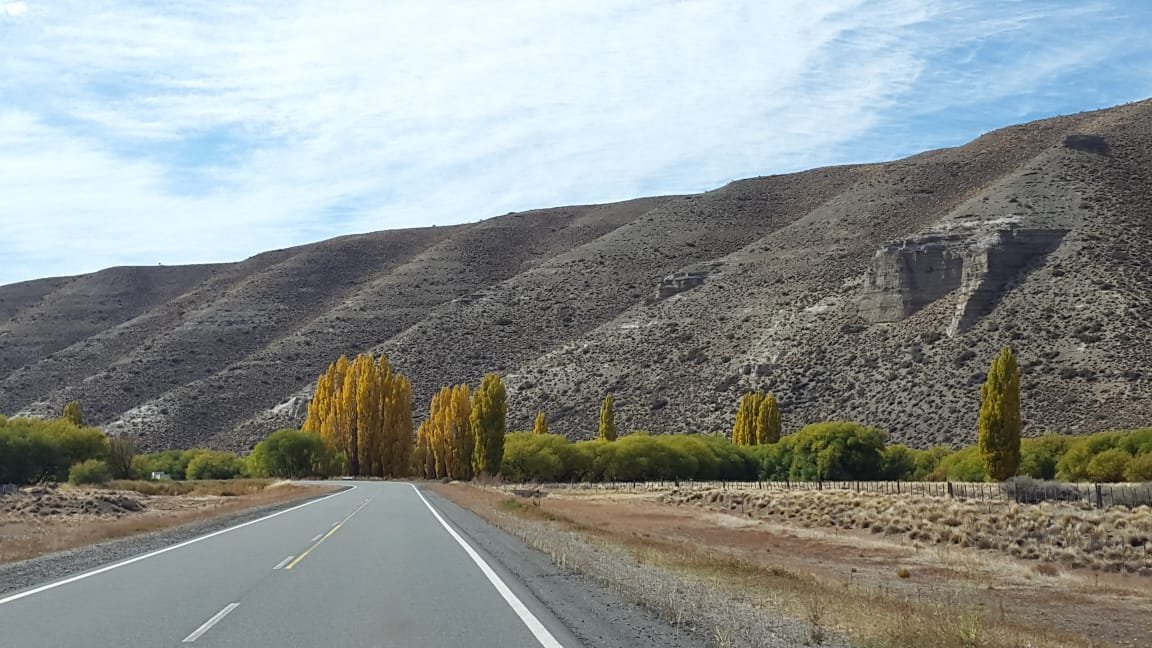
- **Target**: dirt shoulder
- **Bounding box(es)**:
[0,480,334,566]
[434,483,1151,648]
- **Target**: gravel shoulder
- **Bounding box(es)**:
[0,485,344,598]
[429,483,842,648]
[421,485,707,648]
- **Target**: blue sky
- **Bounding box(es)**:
[1,0,1150,286]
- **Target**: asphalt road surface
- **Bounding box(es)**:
[0,482,589,647]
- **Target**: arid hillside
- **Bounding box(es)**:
[3,100,1150,450]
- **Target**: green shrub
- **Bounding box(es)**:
[1086,448,1132,483]
[499,432,756,483]
[1057,433,1122,481]
[133,449,204,480]
[501,433,568,482]
[248,429,328,478]
[786,422,888,481]
[184,451,245,480]
[0,417,108,483]
[1019,435,1072,479]
[68,459,111,485]
[1115,428,1152,456]
[880,444,917,480]
[930,446,988,482]
[1124,453,1152,482]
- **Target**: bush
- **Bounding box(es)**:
[248,429,328,478]
[68,459,111,485]
[1086,448,1132,483]
[0,417,108,484]
[1001,476,1083,503]
[1057,432,1123,481]
[501,433,568,482]
[930,446,988,482]
[1019,435,1071,480]
[499,432,756,483]
[1124,453,1152,482]
[785,422,888,481]
[132,449,203,480]
[106,434,137,480]
[184,451,246,480]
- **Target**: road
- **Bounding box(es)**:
[0,482,584,647]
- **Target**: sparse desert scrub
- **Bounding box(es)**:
[0,481,327,564]
[660,487,1152,575]
[438,483,1114,648]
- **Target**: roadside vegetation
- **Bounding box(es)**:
[2,347,1150,490]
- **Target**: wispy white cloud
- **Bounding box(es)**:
[1,0,1149,285]
[1,1,26,17]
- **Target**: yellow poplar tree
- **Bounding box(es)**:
[420,384,473,480]
[62,401,85,427]
[755,393,781,444]
[302,353,413,478]
[448,384,474,480]
[532,411,548,435]
[978,346,1022,481]
[471,373,507,477]
[598,393,617,442]
[732,392,757,446]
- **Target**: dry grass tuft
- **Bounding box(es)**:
[661,487,1152,574]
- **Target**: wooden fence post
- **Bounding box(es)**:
[1095,483,1104,509]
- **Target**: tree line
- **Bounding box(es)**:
[3,346,1149,486]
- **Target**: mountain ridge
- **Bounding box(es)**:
[3,99,1150,450]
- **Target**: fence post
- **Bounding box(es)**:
[1095,484,1104,509]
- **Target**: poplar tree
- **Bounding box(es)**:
[756,393,781,444]
[418,384,473,480]
[302,353,413,478]
[532,411,548,435]
[63,401,85,427]
[598,393,617,441]
[471,373,507,477]
[447,384,474,479]
[732,392,757,446]
[978,346,1022,481]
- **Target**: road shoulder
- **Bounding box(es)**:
[420,484,706,648]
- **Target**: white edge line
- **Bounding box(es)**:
[0,485,356,606]
[272,556,294,570]
[409,484,565,648]
[182,602,239,643]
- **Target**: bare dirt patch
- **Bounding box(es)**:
[0,481,329,564]
[439,483,1151,648]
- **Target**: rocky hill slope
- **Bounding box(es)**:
[3,100,1150,450]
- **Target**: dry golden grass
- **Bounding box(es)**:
[439,483,1141,648]
[0,482,328,565]
[103,478,281,497]
[662,487,1152,575]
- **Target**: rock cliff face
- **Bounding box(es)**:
[858,228,1068,334]
[858,233,968,324]
[4,100,1152,450]
[946,228,1068,335]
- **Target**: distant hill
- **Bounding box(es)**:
[3,100,1150,451]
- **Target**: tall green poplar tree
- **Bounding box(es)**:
[978,346,1022,481]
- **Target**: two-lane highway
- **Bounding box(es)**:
[0,482,582,647]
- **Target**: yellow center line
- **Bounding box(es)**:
[284,498,372,570]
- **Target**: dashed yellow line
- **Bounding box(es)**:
[284,498,371,570]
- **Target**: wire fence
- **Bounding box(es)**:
[520,479,1152,509]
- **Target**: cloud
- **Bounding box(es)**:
[1,0,1150,286]
[1,2,26,17]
